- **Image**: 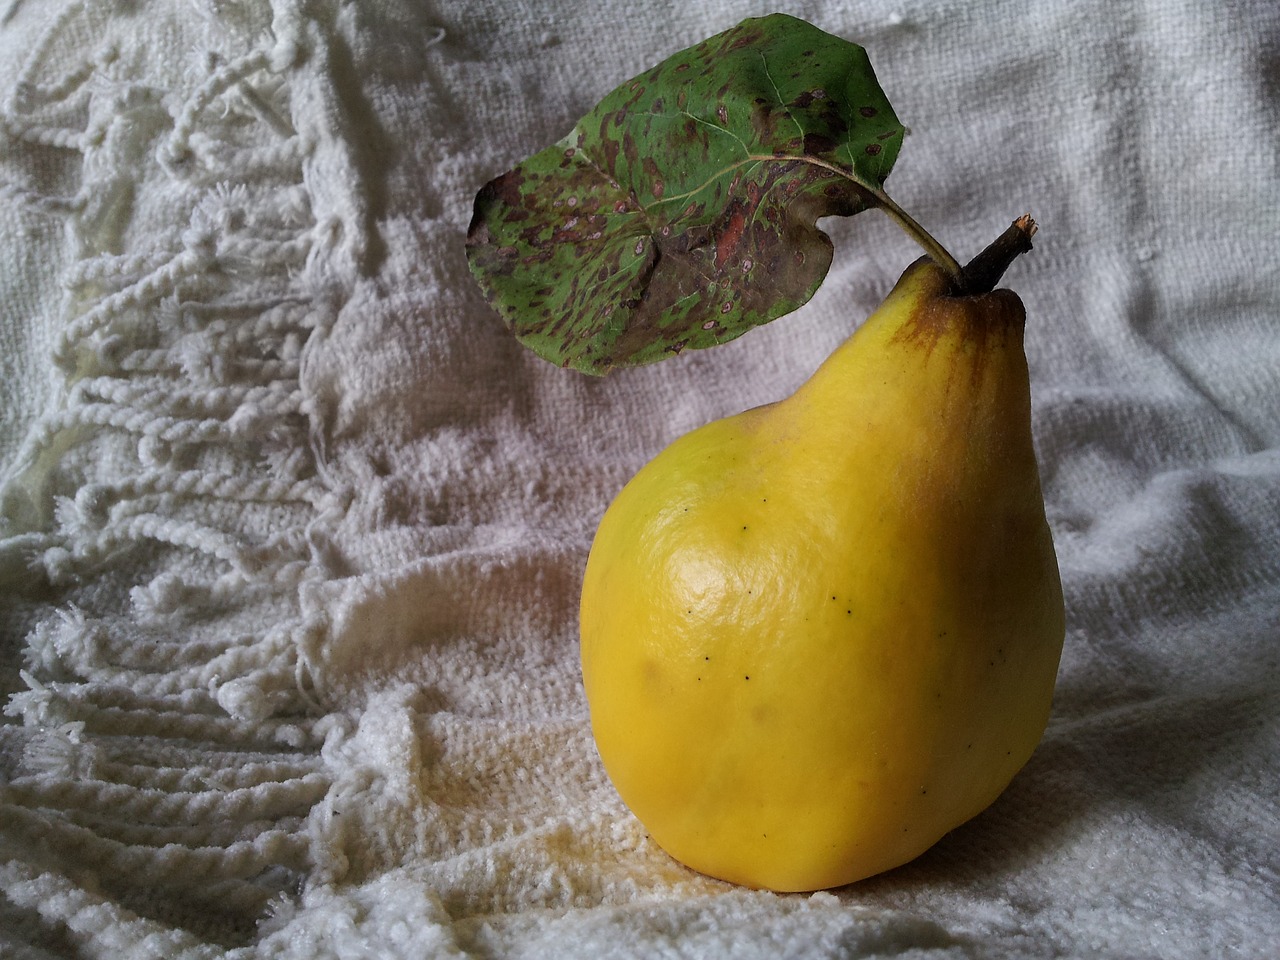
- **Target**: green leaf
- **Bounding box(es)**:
[465,13,904,374]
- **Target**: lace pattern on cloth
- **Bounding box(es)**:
[0,0,364,946]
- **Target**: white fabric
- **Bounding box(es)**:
[1,0,1277,956]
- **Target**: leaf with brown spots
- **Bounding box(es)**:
[465,13,904,374]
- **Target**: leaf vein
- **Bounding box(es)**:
[642,158,757,213]
[679,110,751,157]
[757,49,806,143]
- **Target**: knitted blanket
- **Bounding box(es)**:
[2,1,1277,957]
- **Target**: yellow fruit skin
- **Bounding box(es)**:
[579,259,1065,892]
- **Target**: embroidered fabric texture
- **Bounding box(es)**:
[2,1,1279,958]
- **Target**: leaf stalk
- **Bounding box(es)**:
[867,187,966,288]
[764,153,966,289]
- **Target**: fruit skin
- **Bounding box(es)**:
[579,257,1065,892]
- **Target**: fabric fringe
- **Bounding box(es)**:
[0,0,366,948]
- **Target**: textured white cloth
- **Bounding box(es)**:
[1,0,1278,957]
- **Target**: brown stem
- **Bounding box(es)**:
[959,215,1037,295]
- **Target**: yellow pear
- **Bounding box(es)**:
[580,236,1065,891]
